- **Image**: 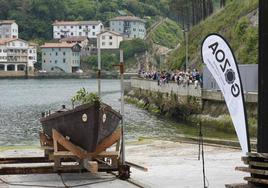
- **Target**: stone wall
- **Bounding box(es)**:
[0,71,26,78]
[129,78,258,121]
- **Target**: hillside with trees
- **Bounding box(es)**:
[0,0,171,41]
[0,0,224,41]
[167,0,258,69]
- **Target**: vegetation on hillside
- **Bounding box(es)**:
[167,0,258,69]
[0,0,224,42]
[0,0,173,41]
[149,19,183,49]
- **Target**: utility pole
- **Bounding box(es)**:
[97,35,101,96]
[119,50,125,165]
[183,29,189,71]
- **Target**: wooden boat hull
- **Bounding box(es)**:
[40,102,121,152]
[98,103,122,143]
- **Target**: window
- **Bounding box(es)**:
[43,60,46,63]
[71,32,73,36]
[63,58,66,63]
[93,25,95,29]
[102,36,105,40]
[102,42,105,46]
[55,60,57,64]
[86,32,88,35]
[93,32,95,36]
[109,36,112,39]
[79,32,82,36]
[52,48,54,51]
[71,26,73,28]
[63,51,65,56]
[109,42,112,46]
[55,52,58,56]
[0,49,2,52]
[79,26,82,29]
[133,28,136,31]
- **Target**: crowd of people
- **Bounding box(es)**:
[138,69,202,88]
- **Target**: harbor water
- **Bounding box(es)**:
[0,79,236,146]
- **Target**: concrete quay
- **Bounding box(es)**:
[0,140,247,188]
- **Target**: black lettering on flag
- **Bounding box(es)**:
[231,83,240,97]
[208,42,219,55]
[220,58,231,73]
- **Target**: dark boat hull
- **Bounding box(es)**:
[40,102,121,152]
[98,103,122,143]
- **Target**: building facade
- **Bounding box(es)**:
[53,21,104,39]
[0,20,18,39]
[41,43,81,73]
[109,16,146,39]
[0,38,36,72]
[98,31,123,50]
[28,43,37,72]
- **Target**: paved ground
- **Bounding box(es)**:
[0,173,137,188]
[0,140,248,188]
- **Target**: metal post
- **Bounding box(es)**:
[185,30,189,71]
[119,50,125,165]
[257,0,268,153]
[97,35,101,96]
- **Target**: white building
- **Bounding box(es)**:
[0,38,36,72]
[28,43,38,70]
[0,20,18,39]
[41,42,81,73]
[98,31,123,50]
[53,21,104,39]
[110,16,146,39]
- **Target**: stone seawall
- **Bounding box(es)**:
[126,78,258,137]
[129,78,257,116]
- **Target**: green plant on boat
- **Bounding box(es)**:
[71,88,100,107]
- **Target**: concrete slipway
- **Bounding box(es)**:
[0,140,247,188]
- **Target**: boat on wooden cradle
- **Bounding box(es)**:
[40,102,122,152]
